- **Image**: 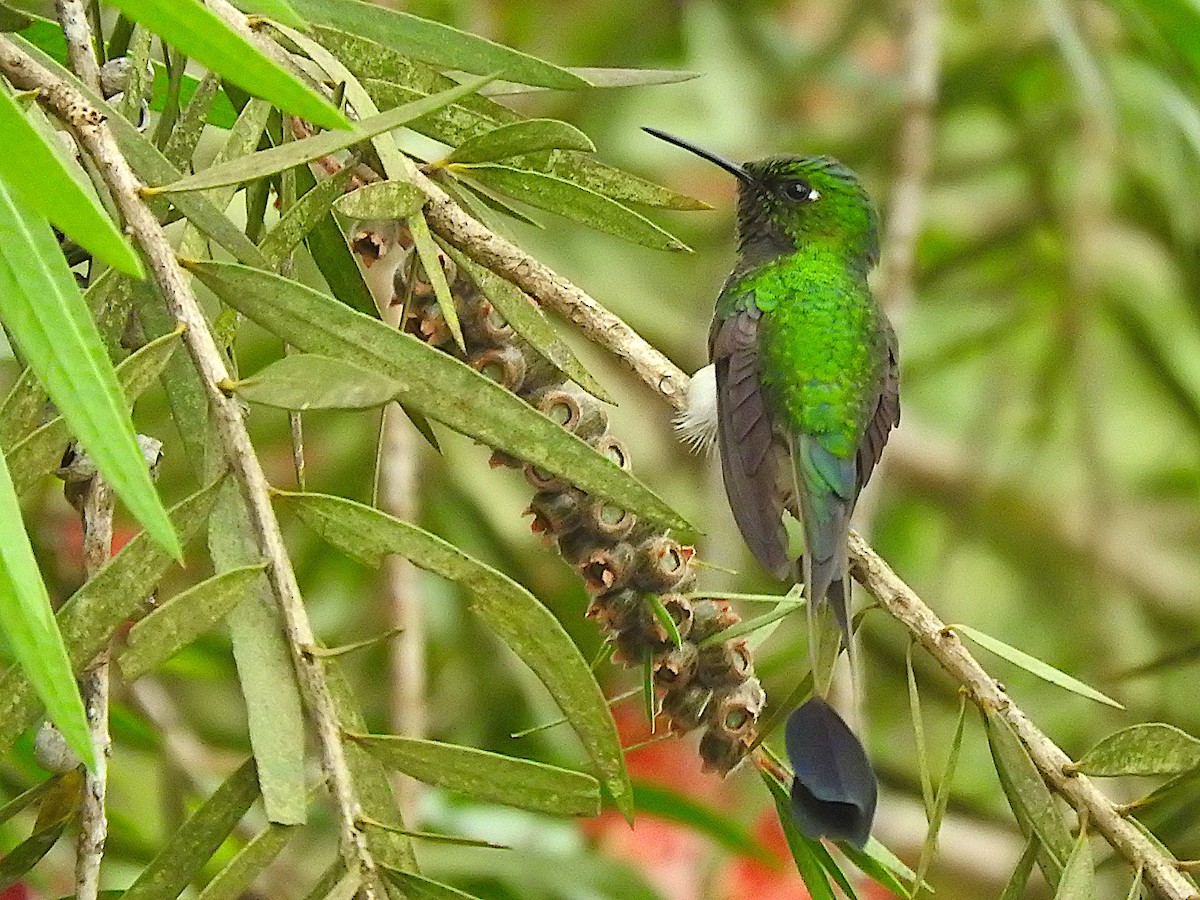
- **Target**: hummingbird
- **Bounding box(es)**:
[645,128,900,847]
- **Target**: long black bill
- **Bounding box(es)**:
[642,127,757,187]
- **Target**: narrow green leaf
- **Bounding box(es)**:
[484,67,701,94]
[121,758,260,900]
[839,838,916,899]
[235,353,403,410]
[447,119,594,165]
[0,478,223,756]
[0,449,91,767]
[354,733,599,816]
[161,72,222,169]
[196,822,299,900]
[1072,723,1200,777]
[1053,827,1095,900]
[382,869,484,900]
[5,327,182,498]
[646,592,682,648]
[697,600,802,648]
[1125,867,1144,900]
[760,769,836,900]
[287,0,586,89]
[410,210,466,351]
[105,0,345,130]
[117,564,267,681]
[442,245,614,404]
[190,262,695,536]
[954,623,1123,709]
[333,180,426,221]
[294,164,378,318]
[914,694,967,897]
[0,179,180,558]
[0,777,60,829]
[985,711,1073,881]
[209,482,306,826]
[11,39,264,268]
[154,75,492,195]
[0,88,142,276]
[280,491,633,819]
[0,819,70,887]
[260,166,356,268]
[628,781,770,862]
[453,164,689,251]
[999,834,1041,900]
[907,643,936,818]
[238,0,306,28]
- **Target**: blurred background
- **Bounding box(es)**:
[4,0,1200,897]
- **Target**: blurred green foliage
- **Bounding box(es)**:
[3,0,1200,897]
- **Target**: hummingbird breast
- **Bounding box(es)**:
[748,250,883,458]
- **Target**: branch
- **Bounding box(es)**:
[0,38,382,898]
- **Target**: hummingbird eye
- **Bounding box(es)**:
[781,180,818,203]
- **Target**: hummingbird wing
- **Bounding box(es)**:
[855,322,901,493]
[709,305,790,579]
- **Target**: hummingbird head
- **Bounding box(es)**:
[643,129,880,270]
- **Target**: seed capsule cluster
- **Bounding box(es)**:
[400,257,765,775]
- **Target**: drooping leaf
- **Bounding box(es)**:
[447,119,595,164]
[195,822,300,900]
[985,711,1073,883]
[954,623,1123,708]
[333,180,426,221]
[0,478,223,756]
[0,805,74,886]
[1072,723,1200,777]
[382,869,484,900]
[452,165,689,251]
[120,758,260,900]
[279,490,633,819]
[999,835,1042,900]
[5,327,182,498]
[0,180,179,557]
[260,166,357,267]
[189,261,695,536]
[153,75,492,195]
[235,353,403,410]
[410,210,466,351]
[12,36,269,268]
[839,838,917,899]
[293,164,378,317]
[118,564,267,681]
[209,481,307,826]
[286,0,587,89]
[913,695,967,896]
[760,768,836,900]
[1053,826,1095,900]
[353,733,599,816]
[0,448,92,767]
[0,776,60,829]
[484,67,701,93]
[0,88,142,276]
[907,643,936,818]
[104,0,346,130]
[442,245,614,404]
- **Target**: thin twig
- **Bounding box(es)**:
[56,9,109,897]
[0,38,382,898]
[75,472,113,900]
[54,0,100,91]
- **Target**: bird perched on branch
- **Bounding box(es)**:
[646,127,900,848]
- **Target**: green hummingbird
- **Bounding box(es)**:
[645,128,900,847]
